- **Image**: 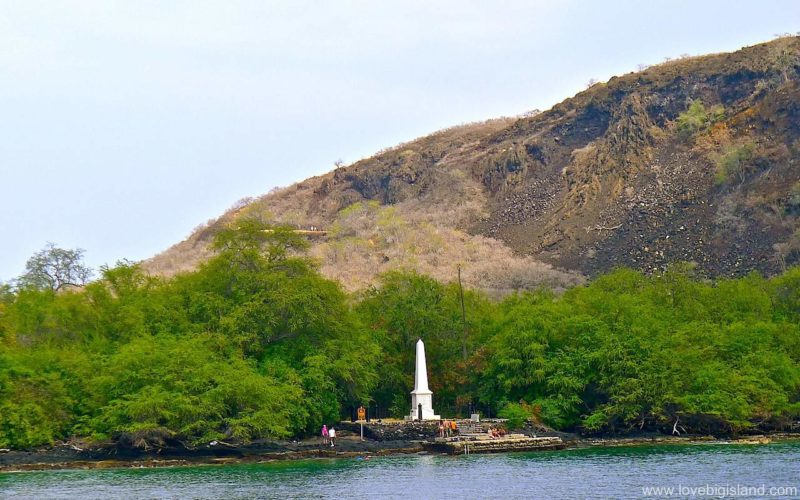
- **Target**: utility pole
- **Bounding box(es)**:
[457,264,468,361]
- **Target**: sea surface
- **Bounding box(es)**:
[1,441,798,499]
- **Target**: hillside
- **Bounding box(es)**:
[145,37,800,293]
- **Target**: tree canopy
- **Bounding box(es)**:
[17,243,92,291]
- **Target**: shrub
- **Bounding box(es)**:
[714,142,755,184]
[676,101,724,138]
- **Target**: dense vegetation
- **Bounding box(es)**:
[1,225,799,449]
[0,224,377,449]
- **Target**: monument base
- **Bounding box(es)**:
[410,389,438,420]
[407,410,441,421]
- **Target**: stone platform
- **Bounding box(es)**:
[338,418,513,442]
[423,435,565,455]
[338,420,440,441]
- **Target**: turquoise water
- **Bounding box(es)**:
[1,442,798,499]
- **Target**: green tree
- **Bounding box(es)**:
[17,243,92,291]
[89,334,305,447]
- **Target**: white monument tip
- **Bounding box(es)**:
[410,338,439,420]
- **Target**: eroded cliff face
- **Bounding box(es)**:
[146,37,800,290]
[470,36,800,278]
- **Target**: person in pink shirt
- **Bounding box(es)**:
[322,424,329,445]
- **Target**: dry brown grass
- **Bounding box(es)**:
[143,143,583,294]
[310,175,583,294]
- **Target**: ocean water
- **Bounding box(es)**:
[1,441,798,499]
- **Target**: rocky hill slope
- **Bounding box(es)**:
[145,37,800,293]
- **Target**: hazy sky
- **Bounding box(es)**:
[1,1,798,281]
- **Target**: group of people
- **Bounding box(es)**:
[488,426,506,439]
[321,424,336,447]
[438,419,458,438]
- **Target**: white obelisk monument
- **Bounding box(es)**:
[410,338,439,420]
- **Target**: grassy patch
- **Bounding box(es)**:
[676,101,725,139]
